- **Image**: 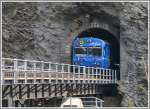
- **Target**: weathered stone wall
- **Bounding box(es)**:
[2,2,148,107]
[119,2,148,107]
[2,2,120,63]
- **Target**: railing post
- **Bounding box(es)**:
[112,70,114,83]
[62,64,64,73]
[33,62,36,71]
[24,60,27,84]
[67,65,70,83]
[24,60,27,71]
[2,59,5,84]
[96,68,98,84]
[109,69,111,83]
[92,67,94,83]
[111,70,113,83]
[99,69,101,84]
[61,64,64,83]
[48,62,51,83]
[72,65,74,83]
[72,65,76,83]
[106,69,108,84]
[115,70,117,83]
[83,67,86,83]
[14,59,18,84]
[105,69,107,83]
[14,59,18,70]
[108,69,110,83]
[41,61,44,72]
[55,63,58,72]
[73,65,75,74]
[96,98,97,107]
[102,69,104,84]
[104,69,106,84]
[100,100,102,107]
[78,66,80,83]
[2,58,5,69]
[49,62,51,72]
[68,64,70,73]
[67,72,69,84]
[41,61,44,83]
[88,67,90,83]
[61,65,64,83]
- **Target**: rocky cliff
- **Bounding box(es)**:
[119,2,148,107]
[2,2,148,107]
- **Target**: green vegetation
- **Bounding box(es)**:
[140,57,148,91]
[127,99,135,107]
[137,85,147,93]
[141,57,148,81]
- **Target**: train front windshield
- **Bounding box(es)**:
[88,47,102,57]
[75,47,86,55]
[74,47,102,57]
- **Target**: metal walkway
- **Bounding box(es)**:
[2,58,119,107]
[2,58,118,85]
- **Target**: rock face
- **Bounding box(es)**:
[119,2,148,107]
[2,2,148,107]
[2,2,121,63]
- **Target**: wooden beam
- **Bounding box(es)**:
[42,84,45,97]
[48,84,51,96]
[54,84,57,97]
[2,85,10,98]
[60,84,63,96]
[34,84,37,98]
[27,84,30,98]
[18,85,22,99]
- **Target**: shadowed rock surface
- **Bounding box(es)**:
[2,2,148,107]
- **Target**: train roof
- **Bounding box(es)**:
[73,37,110,47]
[81,37,110,44]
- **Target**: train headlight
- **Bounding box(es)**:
[79,40,84,45]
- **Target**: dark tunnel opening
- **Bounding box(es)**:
[72,28,120,80]
[71,27,121,100]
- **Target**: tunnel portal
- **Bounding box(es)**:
[71,28,120,79]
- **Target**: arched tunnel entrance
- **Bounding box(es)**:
[71,28,121,105]
[71,28,120,80]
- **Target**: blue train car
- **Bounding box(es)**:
[72,37,111,69]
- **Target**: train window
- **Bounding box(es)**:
[88,47,102,57]
[75,47,86,55]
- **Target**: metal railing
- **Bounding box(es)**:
[81,97,104,107]
[2,58,118,84]
[61,97,104,107]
